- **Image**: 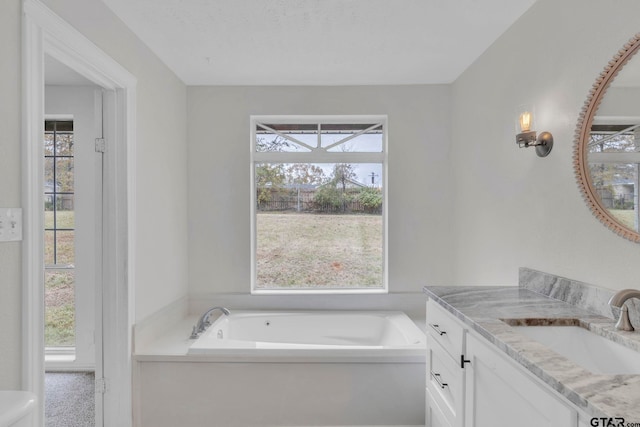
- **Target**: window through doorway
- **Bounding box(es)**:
[44,119,76,360]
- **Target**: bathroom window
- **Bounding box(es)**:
[251,116,387,294]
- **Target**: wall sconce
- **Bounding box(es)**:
[515,106,553,157]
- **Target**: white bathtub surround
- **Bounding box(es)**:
[0,391,36,427]
[132,296,189,353]
[188,292,427,322]
[133,310,426,427]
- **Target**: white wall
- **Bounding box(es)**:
[450,0,640,289]
[187,85,453,299]
[40,0,190,323]
[0,0,189,389]
[0,0,23,390]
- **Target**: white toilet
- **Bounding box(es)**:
[0,391,36,427]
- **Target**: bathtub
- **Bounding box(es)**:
[136,310,427,426]
[188,310,426,355]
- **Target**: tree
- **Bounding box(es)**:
[255,164,286,205]
[256,135,292,152]
[255,136,291,205]
[331,163,357,192]
[357,187,383,213]
[330,164,357,212]
[285,163,326,186]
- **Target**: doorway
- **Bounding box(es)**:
[22,1,137,426]
[43,55,104,426]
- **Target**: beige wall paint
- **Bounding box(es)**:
[0,0,24,390]
[451,0,640,288]
[187,85,453,296]
[40,0,190,322]
[0,0,189,389]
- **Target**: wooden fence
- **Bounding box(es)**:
[257,198,381,214]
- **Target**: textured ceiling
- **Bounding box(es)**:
[101,0,538,86]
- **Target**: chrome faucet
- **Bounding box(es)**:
[190,306,230,339]
[608,289,640,331]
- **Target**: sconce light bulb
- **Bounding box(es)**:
[519,111,532,132]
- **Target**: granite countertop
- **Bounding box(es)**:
[423,285,640,421]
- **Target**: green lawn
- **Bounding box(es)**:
[256,213,383,289]
[44,210,76,347]
[44,210,74,265]
[44,209,74,229]
[609,209,637,231]
[45,270,75,347]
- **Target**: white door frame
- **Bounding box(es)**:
[22,1,137,426]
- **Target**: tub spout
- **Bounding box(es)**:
[608,289,640,331]
[190,306,231,339]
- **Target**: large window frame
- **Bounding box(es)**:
[250,115,388,295]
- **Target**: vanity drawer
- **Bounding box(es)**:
[427,338,464,426]
[427,299,466,360]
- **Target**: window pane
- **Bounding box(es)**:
[45,270,75,347]
[44,199,55,229]
[322,124,383,152]
[44,133,55,156]
[44,158,54,192]
[44,230,55,265]
[589,130,639,153]
[55,231,75,266]
[589,162,638,231]
[55,133,74,156]
[55,158,74,192]
[56,207,75,229]
[256,213,383,289]
[255,162,383,289]
[256,127,313,152]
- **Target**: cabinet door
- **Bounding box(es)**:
[464,333,576,427]
[427,388,453,427]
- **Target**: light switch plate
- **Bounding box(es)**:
[0,208,23,242]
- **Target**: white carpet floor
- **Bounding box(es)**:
[45,372,95,427]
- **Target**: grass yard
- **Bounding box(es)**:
[256,213,383,289]
[45,270,75,347]
[44,210,76,347]
[44,210,75,265]
[609,209,637,231]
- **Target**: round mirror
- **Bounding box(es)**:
[574,34,640,243]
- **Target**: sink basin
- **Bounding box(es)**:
[510,325,640,375]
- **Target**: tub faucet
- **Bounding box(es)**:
[608,289,640,331]
[190,306,230,339]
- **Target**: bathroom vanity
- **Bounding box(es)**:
[424,280,640,427]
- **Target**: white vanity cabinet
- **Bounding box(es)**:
[426,298,584,427]
[426,300,466,427]
[464,332,576,427]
